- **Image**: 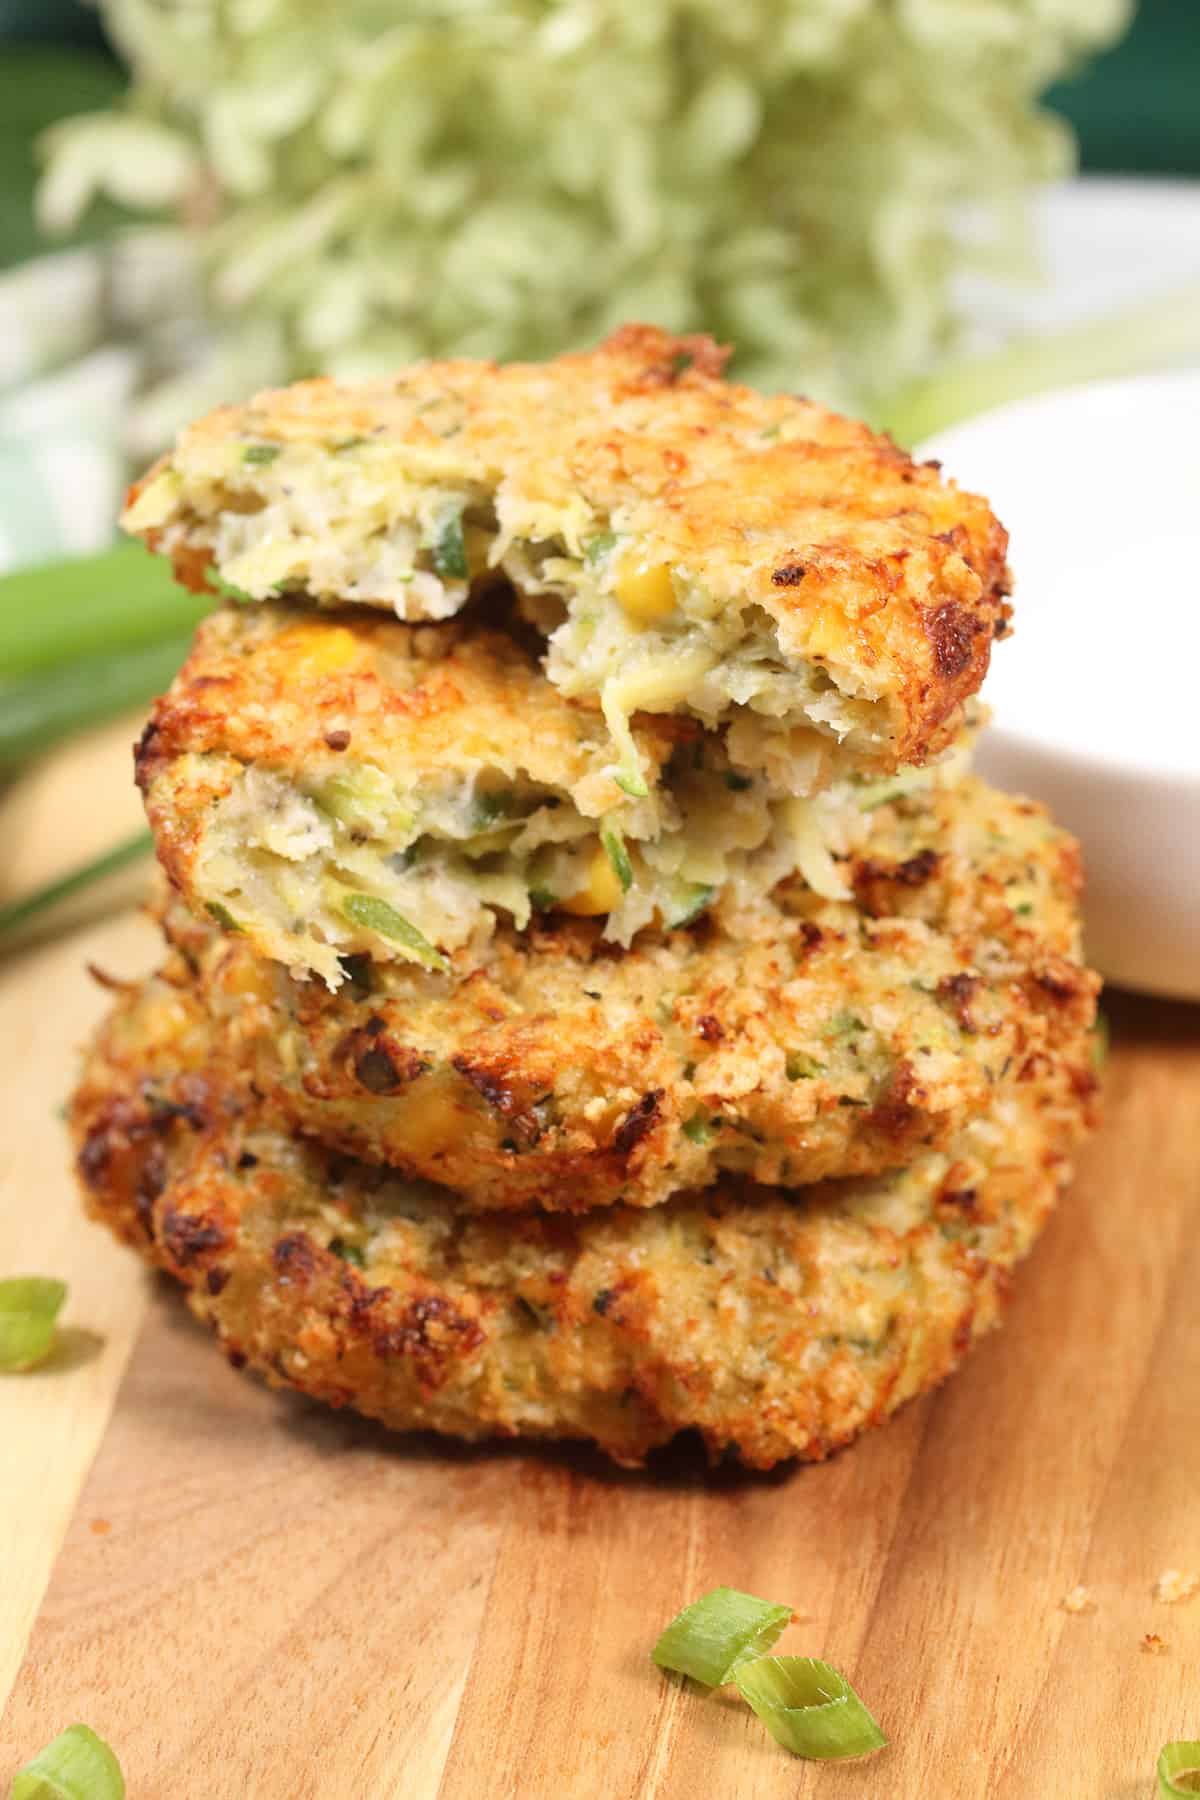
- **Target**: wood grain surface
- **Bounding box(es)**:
[1,918,1197,1799]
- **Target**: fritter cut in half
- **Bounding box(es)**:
[72,969,1095,1470]
[124,325,1009,787]
[138,602,975,985]
[168,776,1099,1211]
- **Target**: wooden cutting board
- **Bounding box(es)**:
[1,912,1198,1799]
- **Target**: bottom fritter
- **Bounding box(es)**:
[71,968,1096,1470]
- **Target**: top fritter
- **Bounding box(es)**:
[124,324,1009,785]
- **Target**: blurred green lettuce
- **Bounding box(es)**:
[37,0,1130,414]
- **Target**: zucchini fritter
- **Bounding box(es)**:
[71,968,1095,1471]
[167,776,1098,1212]
[138,602,971,984]
[125,325,1009,780]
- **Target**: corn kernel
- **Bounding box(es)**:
[560,844,624,916]
[615,557,676,626]
[272,621,366,674]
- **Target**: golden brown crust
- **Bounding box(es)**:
[165,775,1099,1211]
[70,967,1095,1470]
[128,325,1009,766]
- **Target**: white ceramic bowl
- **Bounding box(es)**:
[921,371,1200,1000]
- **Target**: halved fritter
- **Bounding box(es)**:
[124,324,1010,782]
[165,775,1099,1212]
[71,968,1095,1471]
[138,601,975,985]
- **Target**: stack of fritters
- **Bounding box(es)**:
[72,327,1099,1469]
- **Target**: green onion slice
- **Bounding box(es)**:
[785,1051,825,1081]
[342,894,449,972]
[600,825,634,893]
[10,1723,125,1799]
[681,1110,711,1145]
[432,506,469,580]
[584,531,618,566]
[652,1587,792,1687]
[242,444,281,465]
[613,767,649,800]
[734,1656,886,1760]
[668,882,715,929]
[0,1277,67,1371]
[1160,1743,1200,1796]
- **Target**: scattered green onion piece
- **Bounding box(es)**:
[329,1238,365,1268]
[1090,1010,1110,1072]
[733,1657,887,1761]
[10,1723,125,1799]
[786,1052,825,1081]
[204,901,242,933]
[0,1277,67,1371]
[584,531,618,566]
[826,1011,866,1039]
[242,444,281,465]
[0,831,153,944]
[600,825,634,893]
[342,894,449,972]
[432,507,469,580]
[668,882,715,928]
[333,436,368,453]
[528,886,557,913]
[651,1587,793,1687]
[613,768,648,800]
[1159,1743,1200,1797]
[472,788,516,829]
[682,1111,711,1146]
[723,771,754,793]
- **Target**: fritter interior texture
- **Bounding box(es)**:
[71,974,1095,1470]
[124,325,1010,775]
[167,775,1099,1212]
[138,601,969,984]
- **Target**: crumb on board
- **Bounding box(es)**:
[1155,1569,1199,1605]
[1141,1633,1169,1655]
[1061,1586,1095,1614]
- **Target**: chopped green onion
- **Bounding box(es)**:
[342,894,449,972]
[333,436,368,453]
[584,531,618,566]
[723,771,754,793]
[0,1277,67,1371]
[826,1011,866,1039]
[10,1723,125,1799]
[528,886,557,912]
[682,1111,711,1146]
[600,825,634,893]
[613,767,649,800]
[668,882,715,929]
[651,1587,793,1687]
[432,506,469,580]
[734,1657,887,1761]
[204,901,242,933]
[786,1051,825,1081]
[329,1238,365,1268]
[1090,1010,1110,1072]
[1159,1744,1200,1797]
[0,831,153,944]
[472,787,516,830]
[242,444,281,465]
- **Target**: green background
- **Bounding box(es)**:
[0,0,1195,271]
